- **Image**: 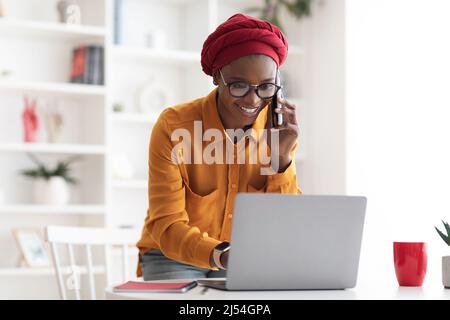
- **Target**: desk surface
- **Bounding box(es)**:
[105,278,450,300]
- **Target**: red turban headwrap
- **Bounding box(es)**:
[201,13,288,76]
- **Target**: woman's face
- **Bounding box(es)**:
[215,55,277,130]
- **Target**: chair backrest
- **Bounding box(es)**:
[45,226,140,300]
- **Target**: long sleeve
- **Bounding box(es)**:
[136,89,304,277]
[145,115,220,269]
[266,142,303,194]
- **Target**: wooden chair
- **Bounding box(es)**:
[45,226,140,300]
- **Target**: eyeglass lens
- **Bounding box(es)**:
[229,82,278,98]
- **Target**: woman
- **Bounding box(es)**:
[136,13,302,281]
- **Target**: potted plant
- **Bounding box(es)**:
[435,220,450,288]
[246,0,313,32]
[21,154,80,205]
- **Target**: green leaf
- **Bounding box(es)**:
[21,169,39,178]
[64,176,77,185]
[435,225,450,246]
[443,220,450,237]
[20,155,80,183]
[283,0,312,19]
[38,166,50,179]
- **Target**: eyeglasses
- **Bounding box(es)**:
[219,69,281,99]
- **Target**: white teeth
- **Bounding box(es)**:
[239,106,258,114]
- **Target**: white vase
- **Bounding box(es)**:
[33,177,70,205]
[56,0,80,24]
[443,256,450,289]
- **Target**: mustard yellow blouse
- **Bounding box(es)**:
[136,88,302,277]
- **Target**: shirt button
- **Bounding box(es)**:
[228,214,233,219]
[231,183,237,189]
[202,232,209,238]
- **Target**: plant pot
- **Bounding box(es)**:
[443,256,450,289]
[33,177,70,205]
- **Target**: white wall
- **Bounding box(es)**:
[346,0,450,287]
[299,0,346,195]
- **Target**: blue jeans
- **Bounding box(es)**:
[141,249,227,281]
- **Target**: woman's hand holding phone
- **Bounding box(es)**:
[266,76,300,173]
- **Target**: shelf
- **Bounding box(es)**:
[0,0,308,300]
[0,80,106,97]
[0,18,106,41]
[111,113,159,125]
[112,45,200,64]
[0,143,106,155]
[112,179,147,189]
[0,205,106,215]
[0,266,105,276]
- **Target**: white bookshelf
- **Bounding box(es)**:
[112,45,200,64]
[0,17,106,40]
[0,80,106,96]
[0,0,308,299]
[0,204,106,215]
[0,142,106,154]
[111,112,158,125]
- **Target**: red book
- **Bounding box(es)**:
[70,47,86,83]
[113,281,198,293]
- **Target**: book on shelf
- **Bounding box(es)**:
[70,45,104,85]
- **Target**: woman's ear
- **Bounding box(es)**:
[212,71,219,86]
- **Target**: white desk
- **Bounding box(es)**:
[105,278,450,300]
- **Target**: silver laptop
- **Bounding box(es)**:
[198,194,367,291]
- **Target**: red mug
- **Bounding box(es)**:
[393,242,427,287]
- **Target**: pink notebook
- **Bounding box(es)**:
[113,281,198,293]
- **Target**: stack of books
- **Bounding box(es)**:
[70,45,104,85]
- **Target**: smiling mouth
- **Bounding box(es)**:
[238,105,260,115]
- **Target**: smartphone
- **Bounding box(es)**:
[271,70,283,127]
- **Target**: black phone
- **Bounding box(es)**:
[271,70,283,127]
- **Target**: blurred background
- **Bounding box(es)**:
[0,0,449,299]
